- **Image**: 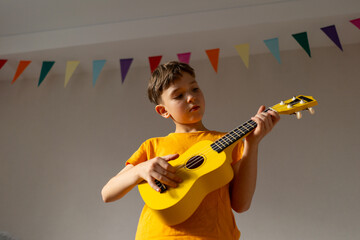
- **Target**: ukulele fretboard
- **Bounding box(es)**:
[210,108,271,153]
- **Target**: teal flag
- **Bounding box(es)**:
[38,61,55,86]
[93,60,106,87]
[264,38,281,64]
[292,32,311,57]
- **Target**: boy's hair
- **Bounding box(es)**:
[148,61,195,104]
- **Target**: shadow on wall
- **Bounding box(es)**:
[0,232,17,240]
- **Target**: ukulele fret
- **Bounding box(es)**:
[211,119,259,153]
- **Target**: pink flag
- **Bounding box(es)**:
[177,52,191,64]
[350,18,360,30]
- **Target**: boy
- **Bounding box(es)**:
[101,61,280,239]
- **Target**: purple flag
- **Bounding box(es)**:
[120,58,133,83]
[321,25,343,51]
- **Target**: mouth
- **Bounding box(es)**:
[190,106,200,112]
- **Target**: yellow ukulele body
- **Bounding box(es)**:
[138,140,237,226]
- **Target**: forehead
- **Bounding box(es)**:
[166,72,197,91]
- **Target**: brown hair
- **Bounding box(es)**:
[147,61,195,104]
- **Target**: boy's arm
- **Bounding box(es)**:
[101,154,182,203]
[230,105,280,213]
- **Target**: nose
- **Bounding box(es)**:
[186,93,196,103]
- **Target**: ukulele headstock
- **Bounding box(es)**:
[271,95,318,119]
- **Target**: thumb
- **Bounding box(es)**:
[162,153,179,161]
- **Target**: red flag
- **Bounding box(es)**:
[0,59,7,70]
[149,56,162,73]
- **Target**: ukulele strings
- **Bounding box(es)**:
[176,119,258,170]
[175,107,274,171]
[180,120,257,170]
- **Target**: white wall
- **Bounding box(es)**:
[1,43,359,240]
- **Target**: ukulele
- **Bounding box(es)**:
[138,95,318,226]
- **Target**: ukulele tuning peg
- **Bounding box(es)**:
[296,112,302,120]
[308,107,315,115]
[280,101,285,105]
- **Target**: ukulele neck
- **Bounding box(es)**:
[210,108,272,153]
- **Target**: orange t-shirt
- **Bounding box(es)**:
[126,131,244,240]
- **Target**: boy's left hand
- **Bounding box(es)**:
[246,105,280,145]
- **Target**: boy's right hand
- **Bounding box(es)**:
[136,154,182,192]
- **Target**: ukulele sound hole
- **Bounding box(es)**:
[185,155,205,169]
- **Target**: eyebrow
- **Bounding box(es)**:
[169,80,198,95]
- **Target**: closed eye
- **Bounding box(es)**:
[174,94,183,99]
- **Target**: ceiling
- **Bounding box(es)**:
[0,0,359,81]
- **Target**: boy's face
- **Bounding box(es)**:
[156,72,205,126]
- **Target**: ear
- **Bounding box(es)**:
[155,105,170,119]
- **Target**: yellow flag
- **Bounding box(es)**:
[234,44,250,68]
[65,61,80,87]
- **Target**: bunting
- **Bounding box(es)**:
[264,38,281,64]
[38,61,55,86]
[177,52,191,64]
[292,32,311,57]
[93,60,106,87]
[234,44,250,68]
[350,18,360,29]
[120,58,133,83]
[12,60,31,84]
[65,61,80,87]
[149,56,162,73]
[0,17,357,85]
[0,59,7,70]
[205,48,220,73]
[321,25,343,51]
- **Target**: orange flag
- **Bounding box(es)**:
[12,60,31,84]
[205,48,220,73]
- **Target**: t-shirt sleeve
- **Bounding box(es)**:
[125,140,149,166]
[231,140,244,165]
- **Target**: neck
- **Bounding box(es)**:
[174,121,208,133]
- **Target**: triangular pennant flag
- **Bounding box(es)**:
[264,38,281,64]
[234,44,250,68]
[149,56,162,73]
[38,61,55,86]
[205,48,220,73]
[321,25,343,51]
[292,32,311,57]
[0,59,7,70]
[12,60,31,84]
[120,58,133,83]
[350,18,360,30]
[65,61,80,87]
[177,52,191,64]
[93,60,106,87]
